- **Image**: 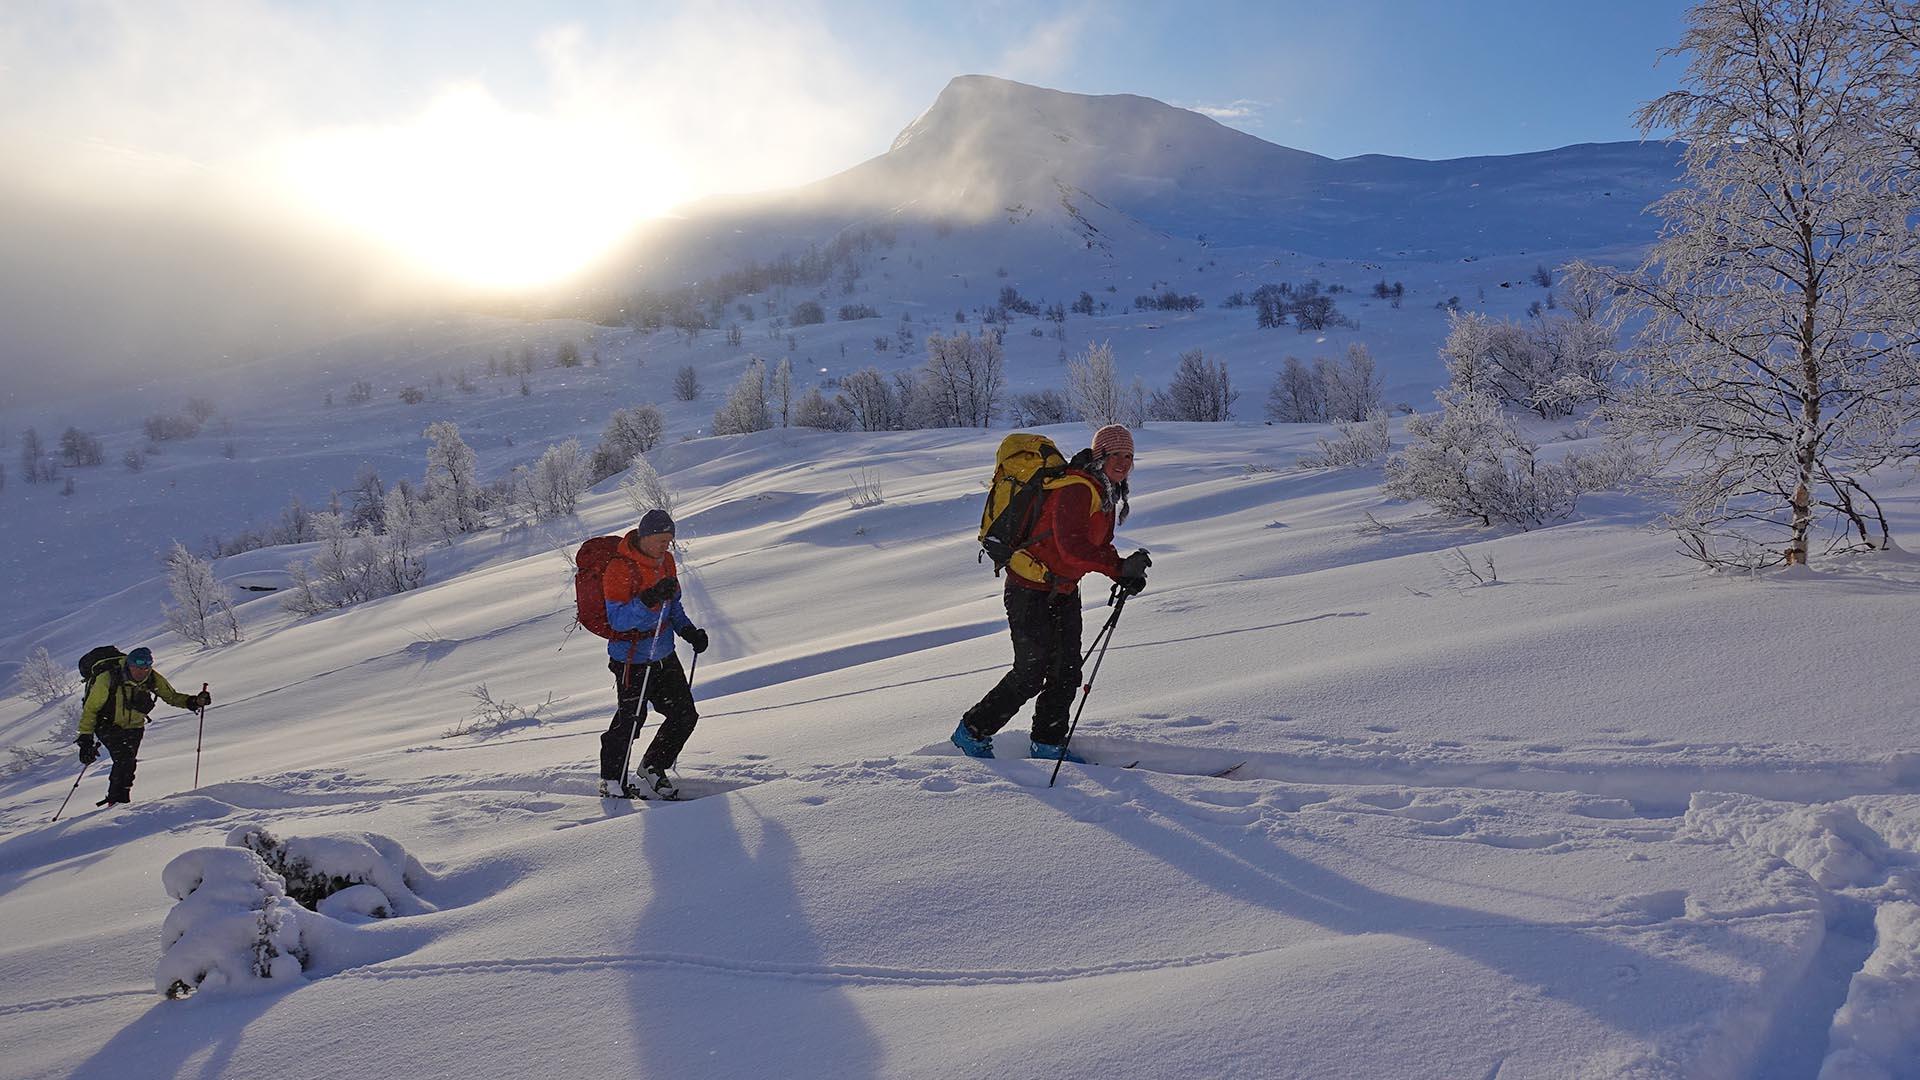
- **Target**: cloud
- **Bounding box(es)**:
[995,6,1094,82]
[1186,99,1267,126]
[0,1,922,382]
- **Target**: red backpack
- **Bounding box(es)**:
[573,536,632,640]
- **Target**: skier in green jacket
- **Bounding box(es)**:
[77,646,209,805]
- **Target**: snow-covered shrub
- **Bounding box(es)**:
[1299,412,1391,469]
[673,365,700,402]
[1009,388,1073,426]
[444,683,556,738]
[282,510,422,616]
[713,358,772,435]
[163,542,242,647]
[423,420,482,540]
[1148,349,1236,422]
[226,823,431,916]
[1384,393,1587,529]
[18,645,73,705]
[156,846,308,998]
[1442,308,1614,420]
[620,455,675,519]
[1066,340,1125,427]
[517,439,589,520]
[589,405,666,481]
[792,387,852,431]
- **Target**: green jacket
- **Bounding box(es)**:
[79,659,199,734]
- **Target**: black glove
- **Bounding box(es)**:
[677,626,709,654]
[1116,549,1150,596]
[77,734,98,765]
[638,576,681,607]
[194,690,212,709]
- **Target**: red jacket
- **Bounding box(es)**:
[1009,469,1122,592]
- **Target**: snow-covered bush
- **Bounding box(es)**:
[1009,388,1073,426]
[1384,393,1587,529]
[18,645,73,705]
[713,358,772,435]
[1067,340,1127,428]
[1441,310,1614,420]
[516,439,589,521]
[620,454,675,520]
[793,387,853,431]
[282,510,422,616]
[589,405,666,481]
[1299,412,1391,470]
[163,542,242,648]
[1266,346,1381,423]
[227,823,432,915]
[157,846,308,998]
[1148,349,1236,422]
[423,421,482,540]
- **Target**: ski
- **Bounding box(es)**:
[1210,761,1248,778]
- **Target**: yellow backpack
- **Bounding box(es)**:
[977,434,1098,576]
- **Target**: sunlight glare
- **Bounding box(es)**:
[276,86,684,291]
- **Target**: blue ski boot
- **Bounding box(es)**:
[1029,739,1088,764]
[950,720,994,759]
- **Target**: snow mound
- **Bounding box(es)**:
[156,824,434,998]
[1682,792,1894,889]
[156,846,307,999]
[227,823,434,916]
[1819,901,1920,1079]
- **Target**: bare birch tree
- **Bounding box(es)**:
[1604,0,1920,565]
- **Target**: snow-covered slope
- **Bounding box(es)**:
[2,424,1919,1079]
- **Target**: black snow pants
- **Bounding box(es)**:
[600,655,699,779]
[960,582,1084,746]
[98,721,146,802]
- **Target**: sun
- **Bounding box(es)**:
[276,86,683,291]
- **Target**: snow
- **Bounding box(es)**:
[1,74,1917,1080]
[0,418,1916,1078]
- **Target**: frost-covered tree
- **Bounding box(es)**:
[1441,311,1611,419]
[590,404,665,481]
[1320,344,1383,423]
[1384,393,1587,529]
[520,439,589,520]
[793,387,852,430]
[1011,388,1074,426]
[836,368,904,431]
[921,331,1005,427]
[422,421,482,540]
[1066,341,1127,427]
[1149,349,1237,421]
[772,357,793,428]
[713,358,772,435]
[18,646,74,705]
[377,488,425,594]
[163,542,242,647]
[620,455,675,518]
[1266,357,1324,423]
[1604,0,1920,564]
[673,365,701,402]
[19,427,50,484]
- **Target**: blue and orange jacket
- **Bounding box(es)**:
[603,535,694,662]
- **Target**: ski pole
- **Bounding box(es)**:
[192,683,208,789]
[51,763,91,823]
[1050,588,1131,788]
[617,652,657,787]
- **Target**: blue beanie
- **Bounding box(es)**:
[635,509,675,537]
[128,647,153,667]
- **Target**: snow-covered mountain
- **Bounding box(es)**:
[615,74,1682,283]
